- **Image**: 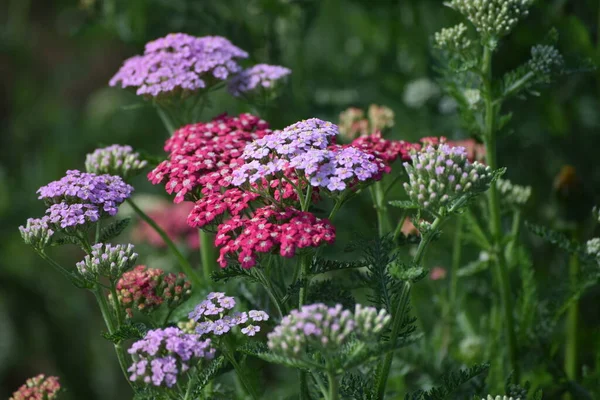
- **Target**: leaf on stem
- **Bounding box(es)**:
[98,218,131,243]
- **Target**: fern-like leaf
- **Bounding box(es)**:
[98,218,131,243]
[102,322,147,344]
[191,356,227,397]
[309,257,369,275]
[406,363,490,400]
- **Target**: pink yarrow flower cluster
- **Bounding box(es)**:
[215,205,335,268]
[350,131,417,165]
[9,375,60,400]
[189,292,269,337]
[114,265,192,318]
[148,113,271,203]
[132,201,199,249]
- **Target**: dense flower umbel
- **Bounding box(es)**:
[109,33,248,98]
[529,45,564,77]
[338,105,395,140]
[446,0,532,39]
[228,64,291,96]
[403,142,494,212]
[9,374,61,400]
[215,206,335,268]
[115,265,192,318]
[187,188,259,229]
[128,327,215,387]
[350,132,415,165]
[132,201,199,249]
[267,303,390,357]
[76,243,138,281]
[434,23,472,52]
[496,178,531,207]
[85,145,148,179]
[45,202,101,229]
[19,217,54,249]
[148,113,271,203]
[189,292,269,337]
[37,170,133,216]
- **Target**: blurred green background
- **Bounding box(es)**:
[1,0,599,398]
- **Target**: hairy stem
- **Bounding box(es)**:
[371,182,391,237]
[199,230,217,286]
[126,198,202,288]
[450,217,463,309]
[482,45,520,381]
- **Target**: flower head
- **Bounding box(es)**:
[434,23,472,52]
[128,327,215,387]
[350,132,416,165]
[497,178,531,207]
[482,396,520,400]
[529,45,564,78]
[9,374,61,400]
[188,292,269,338]
[338,107,368,139]
[403,141,494,214]
[228,64,291,97]
[19,217,54,249]
[37,170,133,216]
[215,206,335,269]
[85,145,148,179]
[76,243,138,281]
[110,33,248,98]
[267,303,390,357]
[44,202,101,229]
[115,265,192,318]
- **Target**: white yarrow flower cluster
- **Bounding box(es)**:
[434,23,472,52]
[446,0,533,38]
[483,396,520,400]
[497,178,531,207]
[529,45,564,76]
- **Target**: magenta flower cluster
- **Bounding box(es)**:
[267,303,390,357]
[189,292,269,337]
[228,63,291,96]
[36,170,133,229]
[109,33,248,97]
[232,118,385,192]
[128,327,215,387]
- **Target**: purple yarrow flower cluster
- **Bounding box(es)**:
[76,243,138,281]
[188,292,269,337]
[109,33,248,97]
[85,144,148,179]
[19,217,54,249]
[128,327,215,387]
[228,64,291,96]
[403,141,494,212]
[267,303,390,357]
[46,202,101,229]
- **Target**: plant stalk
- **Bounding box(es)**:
[327,369,339,400]
[482,45,520,381]
[565,229,581,391]
[199,230,217,286]
[298,254,311,399]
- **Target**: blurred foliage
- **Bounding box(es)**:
[1,0,599,398]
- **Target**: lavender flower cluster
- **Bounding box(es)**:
[228,64,291,97]
[188,292,269,337]
[267,303,390,357]
[403,143,493,213]
[36,170,133,229]
[232,119,384,192]
[85,145,148,179]
[128,327,215,387]
[19,217,54,250]
[76,243,138,281]
[109,33,248,97]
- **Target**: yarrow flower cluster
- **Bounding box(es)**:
[338,104,395,140]
[187,188,259,229]
[232,119,387,193]
[85,145,148,179]
[350,132,415,165]
[434,23,472,52]
[496,178,531,207]
[529,45,564,77]
[189,292,269,337]
[403,142,494,212]
[483,396,520,400]
[132,201,200,249]
[447,0,532,38]
[148,113,271,203]
[76,243,138,281]
[19,218,54,250]
[215,206,335,268]
[267,303,390,357]
[9,374,61,400]
[585,238,600,258]
[128,327,215,387]
[36,170,133,229]
[403,78,440,109]
[115,265,192,318]
[228,64,291,97]
[109,33,248,97]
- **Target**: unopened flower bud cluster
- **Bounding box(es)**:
[528,45,564,77]
[496,178,531,207]
[189,292,269,337]
[267,303,390,358]
[85,144,148,179]
[585,238,600,259]
[434,23,472,52]
[76,243,138,281]
[483,396,520,400]
[447,0,532,38]
[403,143,494,212]
[19,218,54,250]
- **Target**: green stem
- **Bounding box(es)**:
[253,268,285,319]
[392,210,409,243]
[199,230,217,286]
[375,214,445,399]
[506,209,522,267]
[327,369,339,400]
[482,45,520,381]
[224,346,259,400]
[36,250,85,287]
[298,254,311,399]
[371,183,391,237]
[156,105,178,136]
[127,198,202,288]
[110,281,124,327]
[450,217,463,309]
[183,372,196,400]
[92,285,133,390]
[565,230,581,389]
